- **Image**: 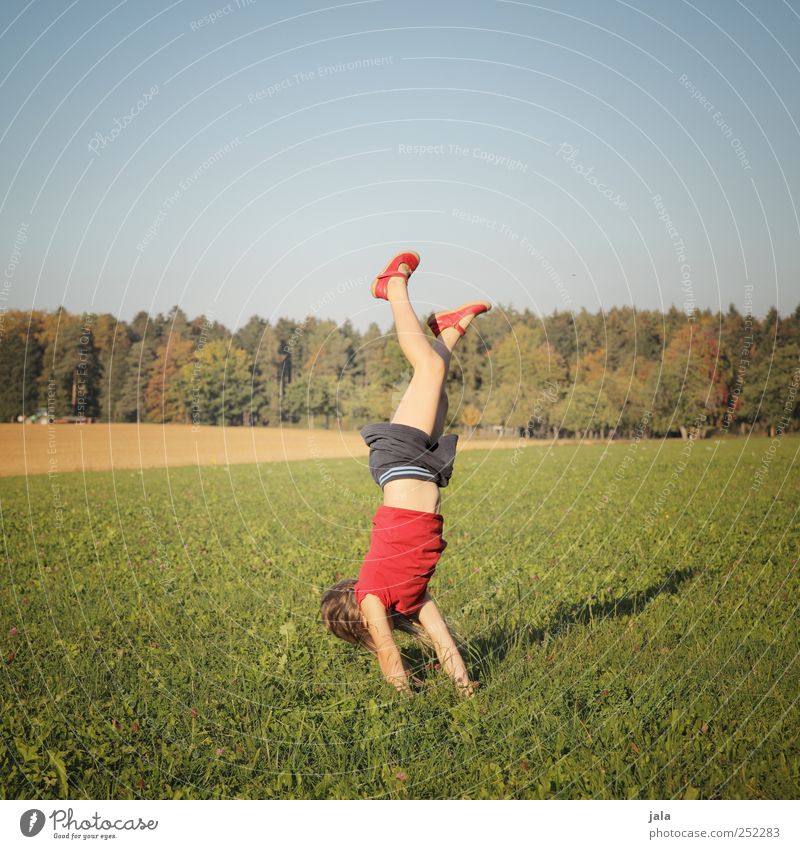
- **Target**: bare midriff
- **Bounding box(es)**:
[382,478,441,514]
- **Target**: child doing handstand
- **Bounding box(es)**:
[320,251,490,697]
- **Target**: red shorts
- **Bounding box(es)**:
[354,505,447,616]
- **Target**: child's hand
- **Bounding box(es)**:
[392,679,415,698]
[386,671,415,697]
[455,678,479,698]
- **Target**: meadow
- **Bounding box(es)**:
[1,436,798,799]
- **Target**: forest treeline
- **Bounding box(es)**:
[1,303,798,438]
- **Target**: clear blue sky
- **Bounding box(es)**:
[2,0,799,331]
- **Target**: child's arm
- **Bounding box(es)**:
[359,594,412,695]
[417,594,477,697]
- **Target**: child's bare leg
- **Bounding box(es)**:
[383,288,479,510]
[387,277,447,437]
[428,331,461,442]
[388,276,471,437]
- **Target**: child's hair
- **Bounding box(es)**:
[320,577,433,651]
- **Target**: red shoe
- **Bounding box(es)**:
[370,251,420,300]
[427,301,492,336]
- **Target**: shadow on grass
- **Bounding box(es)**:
[402,566,699,684]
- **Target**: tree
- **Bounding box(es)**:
[37,309,103,420]
[457,403,483,434]
[303,319,354,381]
[547,343,612,438]
[233,315,268,359]
[0,311,42,420]
[3,303,796,438]
[143,332,194,422]
[175,339,251,426]
[284,373,338,428]
[484,325,566,434]
[165,305,190,337]
[116,339,156,422]
[655,323,726,437]
[604,368,651,438]
[544,310,577,365]
[92,313,133,422]
[553,381,616,438]
[741,342,800,437]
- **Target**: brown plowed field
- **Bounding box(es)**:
[0,423,501,477]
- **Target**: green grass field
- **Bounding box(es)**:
[2,437,798,799]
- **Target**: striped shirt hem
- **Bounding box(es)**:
[378,465,436,486]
